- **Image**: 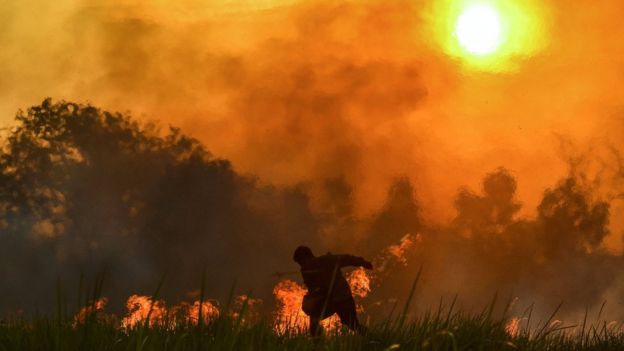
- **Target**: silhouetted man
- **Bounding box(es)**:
[293,245,373,335]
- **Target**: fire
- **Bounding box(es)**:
[187,300,220,325]
[273,235,429,334]
[271,280,347,333]
[387,233,421,266]
[272,269,371,333]
[230,294,263,324]
[346,267,371,299]
[505,317,521,337]
[120,295,221,328]
[273,280,308,333]
[168,299,221,326]
[92,235,416,333]
[322,315,343,332]
[374,233,422,277]
[73,297,108,326]
[121,295,168,328]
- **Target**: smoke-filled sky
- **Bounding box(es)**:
[2,0,624,318]
[3,0,624,230]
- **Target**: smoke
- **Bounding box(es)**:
[0,99,323,314]
[2,99,624,324]
[3,0,624,219]
[400,169,624,321]
[2,0,624,322]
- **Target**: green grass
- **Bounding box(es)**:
[2,305,624,351]
[2,274,622,350]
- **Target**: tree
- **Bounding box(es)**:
[0,99,319,313]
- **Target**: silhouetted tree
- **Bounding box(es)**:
[0,99,320,313]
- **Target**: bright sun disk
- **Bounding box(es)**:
[455,4,502,56]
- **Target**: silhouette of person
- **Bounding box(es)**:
[293,245,373,335]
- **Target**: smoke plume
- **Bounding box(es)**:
[2,0,624,323]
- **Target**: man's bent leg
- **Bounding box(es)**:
[309,316,321,336]
[303,294,324,336]
[336,298,367,334]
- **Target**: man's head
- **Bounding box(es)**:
[293,245,314,265]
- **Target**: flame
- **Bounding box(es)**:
[346,267,371,299]
[374,233,422,277]
[73,297,108,327]
[115,234,418,332]
[120,295,222,328]
[230,294,263,324]
[187,300,220,325]
[387,233,422,266]
[505,317,521,337]
[272,279,309,333]
[121,295,167,328]
[272,269,371,333]
[271,280,342,333]
[322,314,343,332]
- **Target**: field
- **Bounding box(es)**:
[2,300,624,351]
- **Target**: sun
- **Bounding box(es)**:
[455,4,503,56]
[426,0,549,71]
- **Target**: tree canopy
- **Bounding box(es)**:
[0,99,319,313]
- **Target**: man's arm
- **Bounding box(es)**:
[335,254,373,269]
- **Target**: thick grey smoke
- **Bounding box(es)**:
[366,168,624,322]
[0,99,323,314]
[2,100,624,324]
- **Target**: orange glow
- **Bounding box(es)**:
[230,294,263,325]
[505,317,521,337]
[73,298,108,327]
[187,300,220,325]
[272,280,309,333]
[121,295,221,328]
[4,0,624,328]
[346,267,371,299]
[121,295,168,328]
[272,268,371,333]
[387,234,422,266]
[2,0,624,238]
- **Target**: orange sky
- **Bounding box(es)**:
[2,0,624,248]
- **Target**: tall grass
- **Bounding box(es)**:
[3,302,624,350]
[2,276,624,350]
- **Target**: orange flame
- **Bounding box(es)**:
[322,314,343,332]
[505,317,521,337]
[121,295,167,328]
[272,269,371,333]
[73,297,108,327]
[187,300,220,325]
[346,267,371,299]
[121,295,222,328]
[375,233,422,275]
[272,279,309,333]
[230,294,263,324]
[387,233,421,266]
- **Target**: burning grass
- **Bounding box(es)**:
[3,300,624,350]
[3,234,621,350]
[272,267,371,333]
[3,272,624,351]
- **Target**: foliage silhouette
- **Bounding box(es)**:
[0,99,319,313]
